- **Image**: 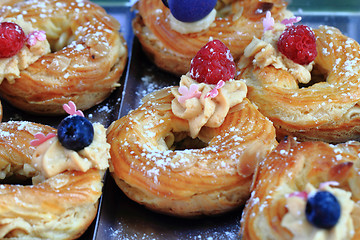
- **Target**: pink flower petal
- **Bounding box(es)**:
[288,191,308,200]
[178,84,201,104]
[178,86,188,95]
[178,86,189,104]
[30,132,56,146]
[26,30,47,46]
[27,35,37,46]
[34,30,46,41]
[263,11,274,32]
[206,80,225,98]
[216,80,225,89]
[281,16,302,27]
[63,101,84,117]
[206,88,219,98]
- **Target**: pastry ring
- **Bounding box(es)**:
[0,0,127,115]
[237,25,360,143]
[241,136,360,239]
[107,87,277,217]
[0,121,108,239]
[132,0,289,75]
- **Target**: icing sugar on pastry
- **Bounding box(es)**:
[0,0,128,115]
[0,113,109,239]
[107,39,277,216]
[236,12,360,143]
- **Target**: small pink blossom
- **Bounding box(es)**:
[30,132,56,147]
[288,191,308,200]
[206,80,225,98]
[281,16,302,27]
[26,30,46,46]
[319,181,339,190]
[178,84,201,104]
[63,101,84,117]
[263,11,274,32]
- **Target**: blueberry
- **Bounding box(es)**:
[167,0,217,22]
[57,115,94,151]
[305,191,341,229]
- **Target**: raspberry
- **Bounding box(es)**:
[277,25,317,65]
[190,39,236,84]
[0,22,26,58]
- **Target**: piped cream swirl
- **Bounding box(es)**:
[171,74,247,138]
[32,123,110,180]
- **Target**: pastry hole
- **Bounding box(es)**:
[168,132,208,150]
[0,163,37,185]
[0,174,32,185]
[43,18,74,52]
[298,64,328,88]
[254,2,274,15]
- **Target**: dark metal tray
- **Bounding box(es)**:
[3,5,360,240]
[91,8,360,240]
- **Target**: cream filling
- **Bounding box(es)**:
[32,123,110,181]
[281,183,355,240]
[239,23,314,84]
[0,16,50,84]
[169,9,217,34]
[171,74,247,138]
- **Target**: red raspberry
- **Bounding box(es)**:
[277,25,317,65]
[190,39,236,84]
[0,22,26,58]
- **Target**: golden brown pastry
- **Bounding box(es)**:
[0,0,21,7]
[0,118,110,239]
[237,23,360,143]
[132,0,289,75]
[0,0,127,115]
[240,136,360,240]
[107,78,277,216]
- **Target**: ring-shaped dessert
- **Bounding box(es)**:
[132,0,289,75]
[0,119,110,239]
[0,0,127,115]
[241,136,360,240]
[107,85,277,216]
[237,25,360,143]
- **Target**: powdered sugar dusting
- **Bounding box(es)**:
[1,0,120,77]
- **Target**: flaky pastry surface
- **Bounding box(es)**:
[237,25,360,143]
[107,87,277,217]
[241,137,360,240]
[0,0,127,115]
[132,0,289,75]
[0,121,104,239]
